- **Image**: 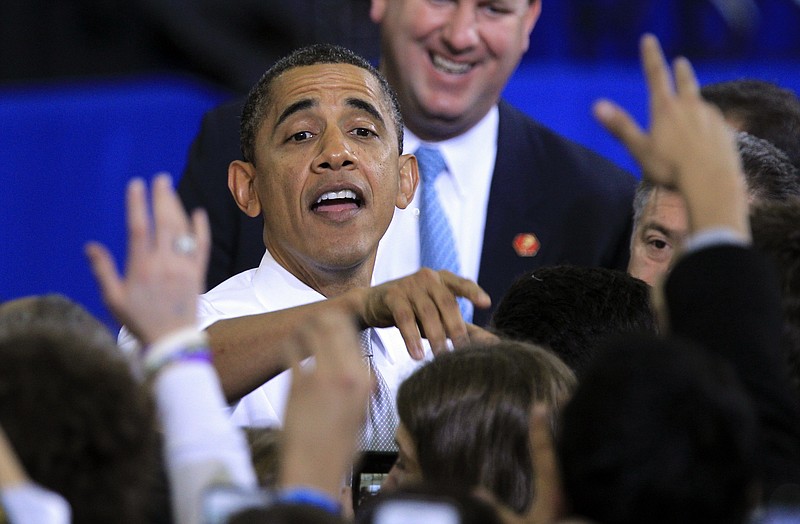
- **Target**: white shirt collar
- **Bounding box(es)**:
[403,105,499,197]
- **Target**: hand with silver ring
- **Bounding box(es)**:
[173,234,198,255]
[85,173,210,345]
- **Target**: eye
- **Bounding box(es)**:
[480,1,512,15]
[352,127,377,138]
[290,131,314,142]
[644,235,673,262]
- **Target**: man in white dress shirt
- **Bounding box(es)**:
[196,44,492,439]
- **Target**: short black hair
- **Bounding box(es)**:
[240,43,404,164]
[491,265,656,377]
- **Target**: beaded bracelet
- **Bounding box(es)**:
[143,328,211,378]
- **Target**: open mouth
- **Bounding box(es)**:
[431,52,473,75]
[311,189,363,213]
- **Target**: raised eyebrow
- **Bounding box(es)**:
[345,97,386,128]
[275,98,317,129]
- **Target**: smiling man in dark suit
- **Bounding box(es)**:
[179,0,636,327]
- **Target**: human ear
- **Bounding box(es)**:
[395,154,419,209]
[228,160,262,218]
[369,0,387,24]
[520,0,543,53]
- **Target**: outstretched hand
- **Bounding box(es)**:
[357,268,491,359]
[280,310,371,500]
[86,174,210,346]
[592,34,749,239]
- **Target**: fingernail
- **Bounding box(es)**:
[593,100,614,119]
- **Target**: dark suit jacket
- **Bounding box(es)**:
[665,245,800,499]
[178,99,637,326]
[476,101,635,324]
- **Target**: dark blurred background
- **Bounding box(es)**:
[2,0,799,93]
[2,0,799,328]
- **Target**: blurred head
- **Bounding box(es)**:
[370,0,541,141]
[751,198,800,401]
[558,335,759,524]
[230,44,418,291]
[702,79,800,170]
[393,341,576,514]
[0,293,116,347]
[491,265,657,377]
[0,297,156,524]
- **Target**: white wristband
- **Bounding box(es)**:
[144,328,210,377]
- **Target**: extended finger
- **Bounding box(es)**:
[126,178,150,261]
[385,295,425,360]
[427,275,469,349]
[640,34,674,104]
[439,271,491,310]
[85,242,125,315]
[465,323,501,347]
[673,56,700,99]
[191,208,211,269]
[410,292,449,355]
[593,99,653,170]
[152,173,189,252]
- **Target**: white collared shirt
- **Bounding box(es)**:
[1,483,71,524]
[373,106,498,285]
[196,250,430,428]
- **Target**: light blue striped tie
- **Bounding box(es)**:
[415,146,473,322]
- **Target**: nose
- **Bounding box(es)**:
[313,128,357,173]
[442,3,479,51]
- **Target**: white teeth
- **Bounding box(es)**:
[316,189,358,204]
[432,54,472,75]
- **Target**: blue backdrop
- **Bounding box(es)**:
[2,59,800,330]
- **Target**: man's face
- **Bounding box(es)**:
[234,64,416,284]
[628,188,689,286]
[371,0,540,140]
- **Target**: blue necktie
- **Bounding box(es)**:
[415,146,473,322]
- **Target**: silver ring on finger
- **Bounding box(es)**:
[173,234,197,255]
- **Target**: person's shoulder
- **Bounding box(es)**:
[201,267,259,301]
[197,268,262,328]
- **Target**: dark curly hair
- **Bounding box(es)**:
[491,265,657,377]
